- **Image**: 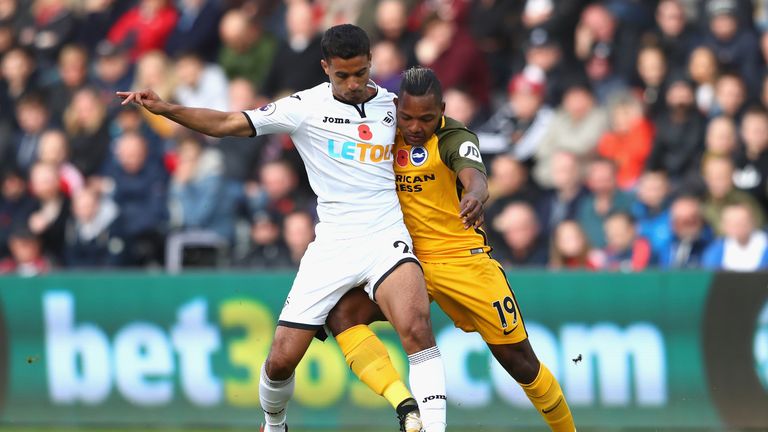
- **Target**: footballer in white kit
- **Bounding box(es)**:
[117,24,446,432]
[243,81,418,329]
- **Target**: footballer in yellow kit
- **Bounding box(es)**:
[327,68,575,432]
[394,115,526,344]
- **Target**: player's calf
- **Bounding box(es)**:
[489,340,576,432]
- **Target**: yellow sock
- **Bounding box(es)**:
[519,363,576,432]
[336,324,413,409]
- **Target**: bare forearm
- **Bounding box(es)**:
[461,168,489,203]
[158,102,251,138]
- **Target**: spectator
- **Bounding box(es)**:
[634,45,668,116]
[577,158,634,247]
[36,129,84,197]
[92,41,134,116]
[549,219,599,270]
[583,41,628,104]
[45,44,91,124]
[0,46,38,114]
[218,78,269,181]
[733,106,768,213]
[476,68,554,163]
[485,155,538,246]
[16,0,77,69]
[467,0,518,88]
[237,210,292,269]
[218,8,277,88]
[522,27,570,106]
[76,0,134,52]
[701,155,765,233]
[687,46,719,114]
[0,224,52,275]
[248,159,314,220]
[597,211,653,271]
[574,3,639,80]
[644,0,702,74]
[537,150,589,235]
[63,186,119,268]
[165,0,223,62]
[131,50,177,138]
[415,14,491,107]
[703,202,768,270]
[711,72,748,120]
[262,0,325,98]
[704,115,738,157]
[13,92,50,176]
[282,210,315,268]
[63,87,111,177]
[703,0,761,93]
[107,0,179,62]
[632,171,673,255]
[491,201,549,267]
[373,0,418,68]
[533,82,608,188]
[168,135,238,242]
[0,169,36,259]
[646,77,706,184]
[442,87,482,129]
[597,92,655,190]
[100,131,168,266]
[370,40,405,94]
[27,161,69,261]
[173,51,229,111]
[657,195,713,268]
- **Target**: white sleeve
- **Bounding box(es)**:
[242,94,308,136]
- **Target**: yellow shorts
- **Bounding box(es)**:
[422,254,528,345]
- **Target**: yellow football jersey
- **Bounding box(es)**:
[394,116,491,260]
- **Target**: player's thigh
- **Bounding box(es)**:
[327,287,387,336]
[429,256,528,345]
[279,238,363,329]
[353,225,432,351]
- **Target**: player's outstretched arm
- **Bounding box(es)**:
[458,167,489,229]
[116,89,253,138]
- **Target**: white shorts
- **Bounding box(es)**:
[277,223,420,331]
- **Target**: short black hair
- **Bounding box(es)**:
[321,24,370,61]
[400,67,443,102]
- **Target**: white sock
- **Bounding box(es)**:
[408,346,446,432]
[259,363,294,432]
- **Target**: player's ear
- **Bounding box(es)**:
[394,97,399,107]
[440,101,446,115]
[320,59,330,76]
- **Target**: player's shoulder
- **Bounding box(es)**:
[368,82,397,106]
[291,82,332,103]
[437,116,479,146]
[436,116,484,169]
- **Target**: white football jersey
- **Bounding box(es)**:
[243,81,403,239]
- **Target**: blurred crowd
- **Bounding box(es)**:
[3,0,768,275]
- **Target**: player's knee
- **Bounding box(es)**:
[400,314,435,351]
[264,351,298,381]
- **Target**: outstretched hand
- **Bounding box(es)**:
[459,193,484,230]
[116,89,166,114]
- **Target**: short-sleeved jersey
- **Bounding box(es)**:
[394,116,491,260]
[243,82,402,239]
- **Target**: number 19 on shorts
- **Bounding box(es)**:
[491,296,517,329]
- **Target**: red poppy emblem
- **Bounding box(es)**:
[358,124,373,140]
[396,149,409,167]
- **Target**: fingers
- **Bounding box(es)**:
[118,92,135,105]
[460,199,483,229]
